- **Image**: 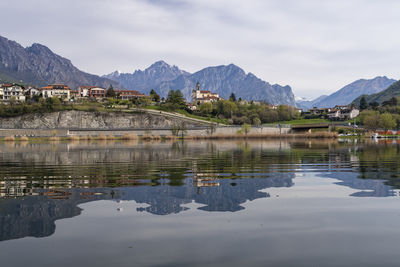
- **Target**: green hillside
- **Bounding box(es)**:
[353,80,400,106]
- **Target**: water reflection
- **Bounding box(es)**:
[0,140,399,242]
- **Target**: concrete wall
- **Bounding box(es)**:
[0,129,69,137]
[0,126,290,137]
[67,126,290,137]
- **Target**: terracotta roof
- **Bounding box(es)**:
[41,84,70,90]
[2,83,24,88]
[200,90,211,93]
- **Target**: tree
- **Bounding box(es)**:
[383,97,398,106]
[171,122,187,137]
[369,101,379,109]
[363,113,381,131]
[166,90,186,110]
[150,89,160,103]
[252,117,261,126]
[229,93,236,102]
[218,100,238,118]
[9,96,16,107]
[241,123,251,135]
[277,105,291,121]
[106,85,116,97]
[199,102,213,115]
[380,113,396,132]
[360,96,368,110]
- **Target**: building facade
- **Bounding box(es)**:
[116,90,145,100]
[192,82,220,105]
[41,84,71,100]
[2,84,26,102]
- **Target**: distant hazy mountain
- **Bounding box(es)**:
[313,76,396,108]
[0,35,121,89]
[105,62,295,105]
[353,79,400,106]
[296,95,328,110]
[103,60,190,94]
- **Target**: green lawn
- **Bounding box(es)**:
[173,109,228,124]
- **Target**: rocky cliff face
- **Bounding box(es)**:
[0,35,121,89]
[103,60,189,95]
[105,62,296,105]
[0,110,209,129]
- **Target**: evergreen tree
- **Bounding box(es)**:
[229,93,236,102]
[369,101,379,109]
[106,85,116,97]
[360,96,368,110]
[166,90,186,110]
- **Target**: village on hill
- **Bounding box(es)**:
[0,82,362,123]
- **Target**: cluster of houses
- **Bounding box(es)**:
[0,82,354,121]
[0,83,146,102]
[308,105,360,120]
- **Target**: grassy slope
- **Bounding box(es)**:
[144,106,228,124]
[353,80,400,105]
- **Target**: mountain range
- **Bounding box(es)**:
[104,62,296,105]
[296,76,396,109]
[1,34,395,108]
[0,36,120,89]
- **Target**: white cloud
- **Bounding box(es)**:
[1,0,400,98]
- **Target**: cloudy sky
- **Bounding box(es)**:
[2,0,400,98]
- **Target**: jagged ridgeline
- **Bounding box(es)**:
[0,36,121,89]
[104,61,296,105]
[0,35,295,105]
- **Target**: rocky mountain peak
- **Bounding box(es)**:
[0,35,121,89]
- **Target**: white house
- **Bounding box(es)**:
[41,84,71,100]
[24,87,40,98]
[2,83,25,102]
[327,107,359,120]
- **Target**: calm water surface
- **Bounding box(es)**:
[0,139,400,266]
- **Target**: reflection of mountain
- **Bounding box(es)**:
[121,173,294,215]
[1,141,400,243]
[0,189,117,241]
[0,174,294,241]
[319,172,395,197]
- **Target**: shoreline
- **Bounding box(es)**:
[0,131,339,143]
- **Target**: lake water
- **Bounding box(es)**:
[0,139,400,266]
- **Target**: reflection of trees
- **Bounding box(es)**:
[314,143,400,197]
[357,144,400,188]
[2,140,400,242]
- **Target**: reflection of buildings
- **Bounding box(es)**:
[192,162,220,188]
[0,180,38,198]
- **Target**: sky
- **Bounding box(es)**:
[1,0,400,99]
